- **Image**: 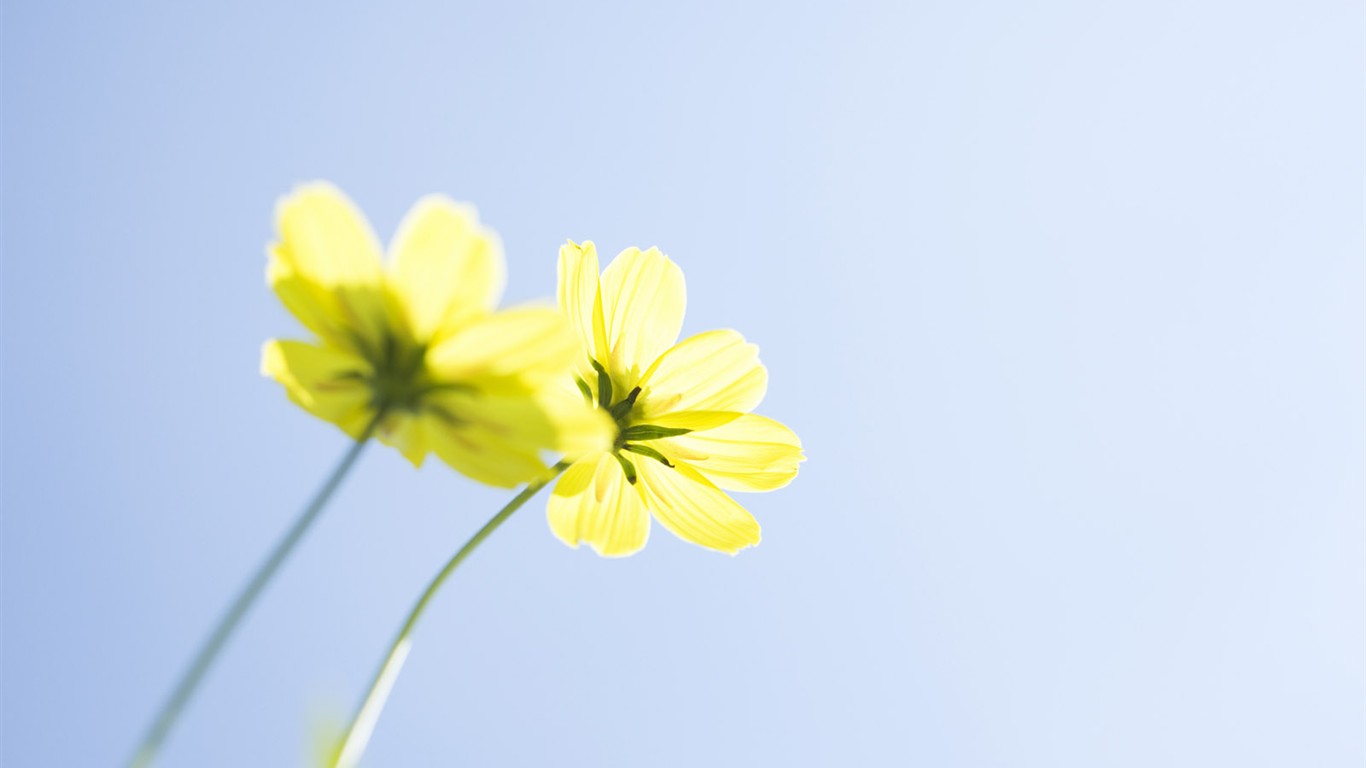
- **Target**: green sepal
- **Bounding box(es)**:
[620,424,693,441]
[609,386,642,421]
[426,403,464,426]
[575,377,593,403]
[421,381,477,396]
[591,360,613,409]
[622,443,674,468]
[613,452,638,484]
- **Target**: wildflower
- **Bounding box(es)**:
[548,241,804,555]
[263,183,608,486]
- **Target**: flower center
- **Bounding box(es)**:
[362,332,432,413]
[580,359,690,484]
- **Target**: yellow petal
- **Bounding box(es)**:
[637,459,760,554]
[274,183,385,286]
[547,453,650,557]
[428,383,606,454]
[421,381,612,486]
[645,410,743,432]
[271,183,393,348]
[638,330,768,418]
[261,339,374,438]
[536,383,617,458]
[557,240,607,365]
[377,411,431,467]
[387,196,505,343]
[426,413,554,488]
[266,253,347,347]
[425,306,579,386]
[599,247,685,383]
[659,414,804,492]
[547,457,598,548]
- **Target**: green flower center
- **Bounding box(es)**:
[580,359,690,485]
[347,331,438,414]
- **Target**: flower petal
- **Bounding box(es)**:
[599,247,685,383]
[547,453,651,557]
[645,410,743,432]
[557,240,607,366]
[426,383,611,463]
[274,182,385,287]
[425,411,555,488]
[637,459,760,554]
[261,339,374,438]
[267,256,350,347]
[388,196,505,343]
[425,306,579,386]
[658,414,804,492]
[377,411,431,467]
[537,384,617,458]
[638,330,768,418]
[271,183,391,347]
[546,457,598,549]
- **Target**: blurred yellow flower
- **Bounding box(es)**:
[263,183,609,487]
[548,241,804,556]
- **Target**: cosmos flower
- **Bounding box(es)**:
[262,183,609,487]
[547,241,804,556]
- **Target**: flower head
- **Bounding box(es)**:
[548,241,804,556]
[263,183,609,487]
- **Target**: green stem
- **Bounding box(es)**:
[128,414,384,768]
[331,463,567,768]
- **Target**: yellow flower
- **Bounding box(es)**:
[262,183,610,487]
[547,241,804,556]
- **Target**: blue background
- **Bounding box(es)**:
[3,1,1362,765]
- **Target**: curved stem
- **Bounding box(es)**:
[331,463,567,768]
[128,415,384,768]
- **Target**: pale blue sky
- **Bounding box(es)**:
[3,1,1363,766]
